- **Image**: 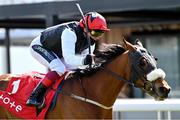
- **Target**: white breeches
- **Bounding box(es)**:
[30,36,68,75]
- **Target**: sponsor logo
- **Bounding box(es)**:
[0,93,22,112]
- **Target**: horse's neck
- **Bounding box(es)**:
[85,52,129,107]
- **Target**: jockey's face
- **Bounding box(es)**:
[84,28,105,41]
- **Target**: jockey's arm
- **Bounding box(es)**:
[61,28,89,66]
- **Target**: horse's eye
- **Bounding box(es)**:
[140,49,146,53]
[140,58,147,67]
[154,57,158,61]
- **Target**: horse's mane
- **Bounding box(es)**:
[67,43,126,79]
[94,43,126,64]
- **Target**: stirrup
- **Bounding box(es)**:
[37,98,46,109]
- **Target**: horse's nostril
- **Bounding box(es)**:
[158,87,170,98]
[167,88,171,94]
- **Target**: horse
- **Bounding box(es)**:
[0,40,171,119]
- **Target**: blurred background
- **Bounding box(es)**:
[0,0,180,119]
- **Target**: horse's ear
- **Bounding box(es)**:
[135,39,143,47]
[122,38,135,51]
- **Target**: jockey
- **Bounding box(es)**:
[26,12,110,107]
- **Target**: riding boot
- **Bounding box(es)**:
[26,71,60,107]
[26,82,48,107]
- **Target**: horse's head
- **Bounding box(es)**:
[123,39,171,100]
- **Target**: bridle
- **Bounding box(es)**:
[100,49,157,91]
[128,49,157,91]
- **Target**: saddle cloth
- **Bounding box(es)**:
[0,71,65,119]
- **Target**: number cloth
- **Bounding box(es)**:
[0,71,65,119]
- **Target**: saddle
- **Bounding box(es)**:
[0,71,66,119]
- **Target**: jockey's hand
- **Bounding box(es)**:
[84,54,94,65]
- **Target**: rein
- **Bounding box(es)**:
[59,63,134,110]
[58,49,156,110]
[100,65,134,86]
[58,51,137,110]
[59,63,135,110]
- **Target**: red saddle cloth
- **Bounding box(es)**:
[0,71,65,119]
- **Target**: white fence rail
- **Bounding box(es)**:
[113,99,180,120]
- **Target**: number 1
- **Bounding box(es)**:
[11,80,21,94]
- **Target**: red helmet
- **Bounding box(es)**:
[79,12,110,31]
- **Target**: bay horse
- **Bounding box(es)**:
[0,40,171,119]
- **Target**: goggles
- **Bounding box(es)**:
[90,30,104,37]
